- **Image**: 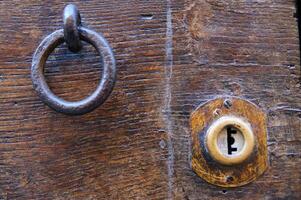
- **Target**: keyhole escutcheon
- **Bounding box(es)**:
[205,116,255,165]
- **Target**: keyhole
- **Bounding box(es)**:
[216,125,245,157]
[206,116,255,165]
[227,127,237,155]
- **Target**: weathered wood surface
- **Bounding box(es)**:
[0,0,300,199]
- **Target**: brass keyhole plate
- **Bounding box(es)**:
[190,97,268,187]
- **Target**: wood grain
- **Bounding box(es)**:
[0,0,300,199]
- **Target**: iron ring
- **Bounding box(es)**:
[31,27,116,115]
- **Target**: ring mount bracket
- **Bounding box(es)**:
[63,4,82,52]
[31,4,116,115]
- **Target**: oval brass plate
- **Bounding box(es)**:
[190,97,268,187]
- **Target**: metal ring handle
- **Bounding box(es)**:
[31,11,116,115]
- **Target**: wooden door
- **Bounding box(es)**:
[0,0,300,199]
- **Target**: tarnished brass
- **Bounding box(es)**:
[190,97,268,187]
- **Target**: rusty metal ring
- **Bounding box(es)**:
[31,27,116,115]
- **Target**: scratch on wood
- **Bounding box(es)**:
[269,106,301,113]
[164,0,174,199]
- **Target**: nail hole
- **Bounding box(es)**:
[287,64,296,69]
[222,190,227,194]
[0,74,4,81]
[140,14,154,20]
[159,140,166,149]
[213,109,222,116]
[226,176,234,183]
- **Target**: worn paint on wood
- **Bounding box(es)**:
[0,0,300,199]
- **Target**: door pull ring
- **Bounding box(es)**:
[31,4,116,115]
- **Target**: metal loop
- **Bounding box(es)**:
[63,4,82,52]
[31,27,116,115]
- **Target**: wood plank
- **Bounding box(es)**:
[170,0,301,199]
[0,0,299,199]
[0,1,169,199]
